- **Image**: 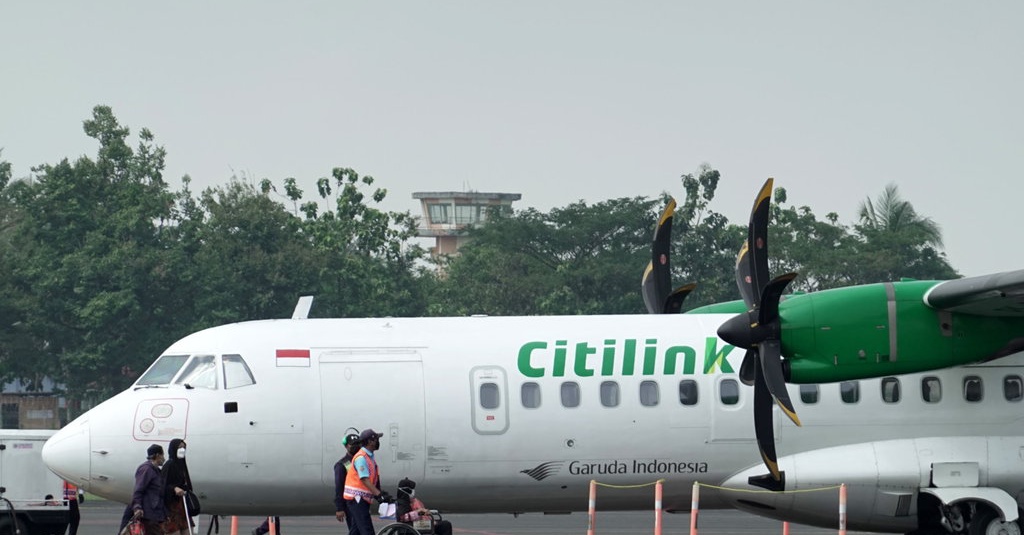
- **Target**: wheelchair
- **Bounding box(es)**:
[376,510,444,535]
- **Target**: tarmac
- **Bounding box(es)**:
[75,499,886,535]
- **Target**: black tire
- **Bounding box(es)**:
[969,507,1022,535]
[0,515,24,535]
[375,523,420,535]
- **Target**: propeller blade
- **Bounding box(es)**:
[641,198,677,314]
[759,339,800,427]
[735,178,774,307]
[739,349,757,386]
[757,273,798,326]
[752,362,782,482]
[663,283,696,314]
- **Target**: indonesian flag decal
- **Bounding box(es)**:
[276,349,310,367]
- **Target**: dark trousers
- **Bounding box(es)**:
[68,500,80,535]
[254,517,281,535]
[338,500,354,531]
[346,499,374,535]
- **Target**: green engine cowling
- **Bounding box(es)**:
[780,280,1024,383]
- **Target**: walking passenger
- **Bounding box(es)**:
[131,444,168,535]
[161,438,194,535]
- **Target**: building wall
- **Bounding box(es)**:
[0,395,62,429]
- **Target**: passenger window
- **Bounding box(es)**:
[922,376,942,403]
[881,377,901,403]
[222,354,255,389]
[480,383,500,409]
[1004,375,1023,402]
[720,379,739,406]
[640,381,659,407]
[561,382,581,408]
[679,380,698,406]
[840,381,860,403]
[600,381,619,408]
[799,385,819,404]
[521,382,541,409]
[175,355,218,390]
[137,355,189,386]
[963,376,983,402]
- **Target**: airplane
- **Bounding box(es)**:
[41,180,1024,535]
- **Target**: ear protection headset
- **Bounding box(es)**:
[342,427,361,446]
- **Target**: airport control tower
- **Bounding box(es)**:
[413,191,521,257]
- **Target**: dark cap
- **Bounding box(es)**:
[359,429,382,442]
[147,444,164,458]
[342,433,360,446]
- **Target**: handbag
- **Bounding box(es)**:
[127,519,145,535]
[183,490,202,516]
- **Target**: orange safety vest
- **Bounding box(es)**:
[63,481,78,502]
[342,448,379,501]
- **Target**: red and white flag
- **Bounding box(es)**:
[276,349,310,367]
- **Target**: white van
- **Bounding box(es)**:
[0,430,70,535]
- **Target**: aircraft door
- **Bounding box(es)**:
[318,350,426,487]
[469,366,509,435]
[709,376,760,442]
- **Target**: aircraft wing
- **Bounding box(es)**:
[924,269,1024,316]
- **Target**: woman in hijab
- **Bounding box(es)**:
[161,438,194,535]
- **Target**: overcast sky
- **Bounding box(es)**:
[2,2,1021,277]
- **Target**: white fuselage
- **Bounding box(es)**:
[42,314,1024,532]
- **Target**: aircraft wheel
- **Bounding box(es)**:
[969,507,1021,535]
[376,522,420,535]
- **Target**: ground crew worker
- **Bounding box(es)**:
[63,480,80,535]
[334,432,362,530]
[342,429,383,535]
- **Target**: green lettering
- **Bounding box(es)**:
[553,340,568,377]
[601,340,615,376]
[574,342,596,377]
[517,341,547,378]
[664,346,697,375]
[622,339,636,375]
[642,339,658,375]
[703,337,736,374]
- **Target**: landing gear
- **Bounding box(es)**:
[968,507,1021,535]
[909,499,1022,535]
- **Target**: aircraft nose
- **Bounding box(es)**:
[43,416,91,488]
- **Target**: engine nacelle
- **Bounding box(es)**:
[719,437,1022,533]
[780,280,1024,383]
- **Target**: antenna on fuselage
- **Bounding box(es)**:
[292,296,314,319]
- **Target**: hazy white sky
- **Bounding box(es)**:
[2,2,1021,277]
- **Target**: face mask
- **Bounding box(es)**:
[409,490,415,499]
[177,448,186,460]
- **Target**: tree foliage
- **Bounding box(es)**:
[0,107,962,414]
[431,197,658,316]
[0,107,426,405]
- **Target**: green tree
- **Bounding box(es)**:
[853,184,958,282]
[672,165,745,308]
[3,106,180,401]
[268,167,429,319]
[433,197,659,315]
[768,187,860,292]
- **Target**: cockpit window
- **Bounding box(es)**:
[223,354,256,389]
[174,355,218,390]
[137,355,189,386]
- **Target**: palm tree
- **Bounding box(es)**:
[857,183,943,247]
[854,183,956,282]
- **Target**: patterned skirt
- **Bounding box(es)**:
[162,499,194,534]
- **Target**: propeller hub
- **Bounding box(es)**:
[717,310,776,349]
